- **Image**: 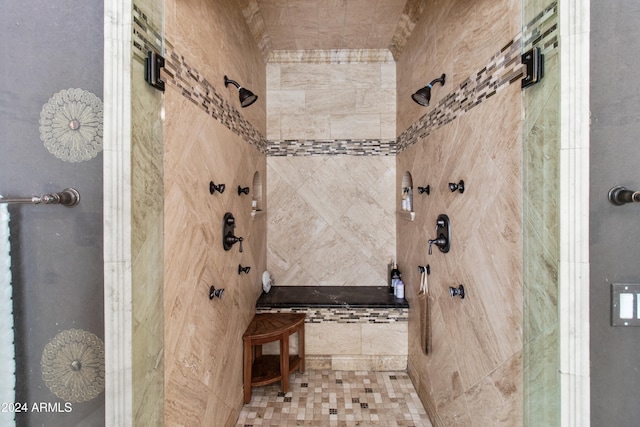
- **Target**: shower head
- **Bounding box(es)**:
[412,73,446,107]
[224,75,258,108]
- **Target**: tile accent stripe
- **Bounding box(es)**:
[132,4,162,63]
[161,43,268,153]
[397,1,558,153]
[397,38,524,152]
[266,139,396,156]
[523,2,559,54]
[131,1,557,157]
[257,307,409,324]
[131,2,268,154]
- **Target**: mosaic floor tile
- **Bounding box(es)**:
[236,370,432,427]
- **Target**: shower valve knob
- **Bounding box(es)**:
[449,180,464,193]
[428,236,448,255]
[209,285,224,300]
[210,181,226,194]
[238,264,251,274]
[238,186,250,195]
[418,186,430,195]
[449,285,465,299]
[225,234,243,252]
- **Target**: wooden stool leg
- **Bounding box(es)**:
[298,323,305,373]
[280,334,289,393]
[243,339,252,404]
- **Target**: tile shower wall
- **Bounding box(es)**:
[395,0,523,425]
[131,0,165,424]
[266,60,396,287]
[144,0,268,425]
[522,3,560,426]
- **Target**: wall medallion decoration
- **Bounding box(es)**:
[40,329,105,403]
[39,88,103,162]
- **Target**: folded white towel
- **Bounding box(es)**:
[0,198,16,426]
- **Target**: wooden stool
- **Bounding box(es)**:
[242,312,305,404]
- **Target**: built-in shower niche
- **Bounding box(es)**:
[399,171,415,221]
[251,171,264,220]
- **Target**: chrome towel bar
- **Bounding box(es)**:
[0,188,80,207]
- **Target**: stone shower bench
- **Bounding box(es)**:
[256,286,409,371]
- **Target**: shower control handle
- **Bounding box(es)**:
[428,235,448,255]
[428,214,451,254]
[222,212,243,252]
[225,234,243,253]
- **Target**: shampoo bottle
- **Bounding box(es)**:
[390,263,401,294]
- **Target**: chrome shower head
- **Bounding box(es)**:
[412,73,446,107]
[224,75,258,108]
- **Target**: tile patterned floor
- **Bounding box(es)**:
[236,370,433,427]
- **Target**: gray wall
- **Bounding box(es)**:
[590,3,640,426]
[0,1,104,425]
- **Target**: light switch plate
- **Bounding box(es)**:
[611,284,640,326]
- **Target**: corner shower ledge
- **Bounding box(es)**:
[256,286,409,309]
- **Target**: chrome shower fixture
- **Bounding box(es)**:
[448,180,464,193]
[418,186,430,195]
[224,75,258,108]
[412,73,446,107]
[210,181,226,194]
[449,285,465,299]
[209,285,224,300]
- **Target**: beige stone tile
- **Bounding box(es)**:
[280,114,331,139]
[266,114,281,140]
[305,355,333,370]
[132,324,164,425]
[266,64,281,90]
[465,351,523,427]
[524,326,559,425]
[281,63,332,89]
[330,63,381,88]
[305,323,361,355]
[355,88,396,114]
[305,89,356,115]
[380,62,396,88]
[361,323,408,355]
[330,114,381,139]
[380,113,397,139]
[267,89,306,114]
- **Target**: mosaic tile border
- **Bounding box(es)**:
[132,4,162,63]
[397,38,524,152]
[132,2,268,154]
[161,45,268,153]
[397,1,558,153]
[131,1,557,157]
[266,138,397,156]
[523,2,559,54]
[256,307,409,324]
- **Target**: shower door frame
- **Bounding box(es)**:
[101,0,592,425]
[103,0,133,424]
[557,0,591,425]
